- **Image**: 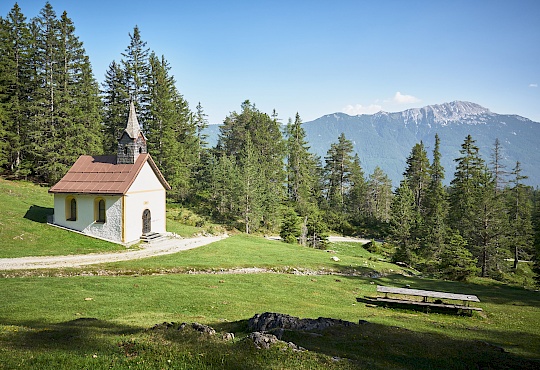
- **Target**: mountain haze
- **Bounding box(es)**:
[303,101,540,187]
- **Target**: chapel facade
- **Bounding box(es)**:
[49,103,171,244]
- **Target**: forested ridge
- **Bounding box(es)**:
[1,2,539,284]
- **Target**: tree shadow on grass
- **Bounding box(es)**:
[23,205,53,224]
[276,319,540,370]
[0,317,140,354]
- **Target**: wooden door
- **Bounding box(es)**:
[142,209,151,234]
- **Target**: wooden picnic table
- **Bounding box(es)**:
[375,285,482,312]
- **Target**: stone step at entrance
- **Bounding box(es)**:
[140,232,166,243]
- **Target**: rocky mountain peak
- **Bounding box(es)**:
[398,101,492,126]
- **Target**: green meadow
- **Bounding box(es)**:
[0,179,539,369]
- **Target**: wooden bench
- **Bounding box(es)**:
[375,285,482,312]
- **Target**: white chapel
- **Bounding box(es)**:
[49,103,171,244]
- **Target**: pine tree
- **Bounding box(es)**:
[20,4,102,184]
[0,4,32,174]
[216,101,285,231]
[532,189,540,286]
[423,134,448,264]
[346,154,368,224]
[193,102,208,160]
[507,161,534,270]
[366,166,393,224]
[58,11,103,161]
[280,207,301,244]
[238,133,263,234]
[207,154,241,221]
[403,142,431,213]
[284,113,319,215]
[490,138,509,193]
[147,53,195,201]
[438,232,478,281]
[27,3,68,183]
[324,133,354,212]
[101,60,129,153]
[471,167,507,277]
[448,135,485,242]
[121,25,150,125]
[390,180,417,265]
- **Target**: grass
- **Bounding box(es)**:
[0,178,124,257]
[1,178,539,369]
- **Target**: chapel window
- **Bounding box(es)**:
[66,197,77,221]
[95,198,106,223]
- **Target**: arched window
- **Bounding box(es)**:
[95,198,106,223]
[66,197,77,221]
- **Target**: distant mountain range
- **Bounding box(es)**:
[204,101,540,187]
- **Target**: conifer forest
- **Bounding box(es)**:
[1,3,539,284]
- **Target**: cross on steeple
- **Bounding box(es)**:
[117,102,147,164]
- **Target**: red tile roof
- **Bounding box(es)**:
[49,154,171,195]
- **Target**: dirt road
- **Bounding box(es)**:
[0,235,228,270]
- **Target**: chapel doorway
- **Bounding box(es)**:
[142,209,151,234]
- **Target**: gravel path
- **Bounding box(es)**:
[0,234,228,270]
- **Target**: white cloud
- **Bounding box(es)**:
[392,91,421,104]
[343,103,383,115]
[529,83,538,88]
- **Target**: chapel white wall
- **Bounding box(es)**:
[53,194,123,242]
[123,161,167,243]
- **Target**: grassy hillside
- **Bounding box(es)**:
[0,178,125,257]
[0,178,212,258]
[0,178,539,369]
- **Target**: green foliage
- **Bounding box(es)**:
[0,3,103,184]
[280,208,301,244]
[438,232,479,281]
[174,207,206,228]
[389,180,417,265]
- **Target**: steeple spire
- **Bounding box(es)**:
[117,102,147,164]
[125,101,141,139]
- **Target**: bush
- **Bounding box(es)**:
[175,208,206,227]
[438,233,478,281]
[280,208,301,244]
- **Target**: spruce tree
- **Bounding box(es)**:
[438,232,478,281]
[390,180,417,265]
[17,3,103,184]
[448,135,485,242]
[0,4,32,174]
[238,133,263,234]
[216,101,285,231]
[507,161,534,269]
[346,154,368,225]
[490,138,509,193]
[121,25,150,121]
[147,53,195,201]
[324,133,354,212]
[423,134,449,265]
[472,167,506,277]
[532,189,540,286]
[101,60,129,153]
[403,142,430,212]
[366,166,393,224]
[284,113,319,215]
[194,102,208,161]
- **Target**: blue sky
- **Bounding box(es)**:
[2,0,540,124]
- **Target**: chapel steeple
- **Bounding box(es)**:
[117,102,147,164]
